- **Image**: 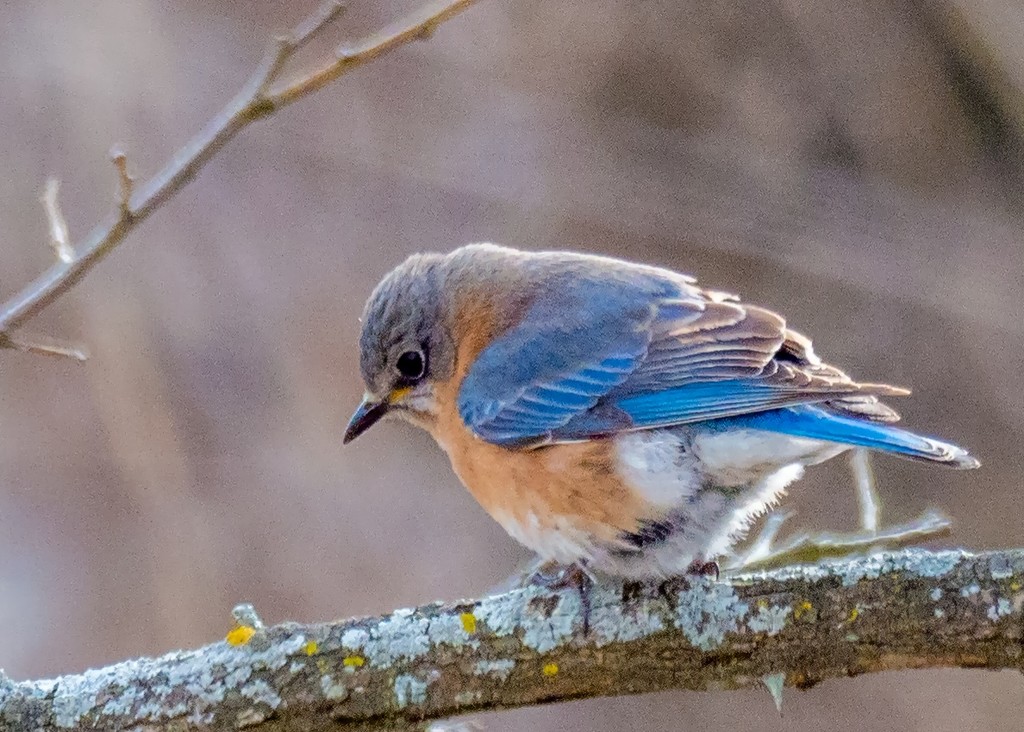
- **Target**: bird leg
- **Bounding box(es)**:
[650,557,720,604]
[527,560,596,635]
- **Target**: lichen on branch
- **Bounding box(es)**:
[2,548,1022,731]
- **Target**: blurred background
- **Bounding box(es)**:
[1,0,1022,729]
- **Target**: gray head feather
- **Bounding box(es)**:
[358,252,456,396]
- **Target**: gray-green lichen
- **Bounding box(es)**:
[735,548,969,587]
[394,673,433,708]
[989,554,1015,580]
[474,591,525,638]
[762,672,785,713]
[674,581,750,651]
[479,576,793,654]
[454,689,482,706]
[837,548,965,586]
[232,603,265,630]
[987,597,1013,621]
[341,627,370,652]
[476,585,580,653]
[42,631,308,728]
[6,548,1023,731]
[427,612,478,650]
[588,585,665,647]
[473,659,516,680]
[961,582,981,597]
[240,678,282,709]
[320,675,349,701]
[344,609,431,668]
[521,594,579,653]
[0,671,15,710]
[747,604,791,636]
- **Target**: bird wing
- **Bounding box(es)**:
[457,271,906,447]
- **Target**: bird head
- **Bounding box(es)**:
[344,252,457,443]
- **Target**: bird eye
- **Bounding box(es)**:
[396,349,426,380]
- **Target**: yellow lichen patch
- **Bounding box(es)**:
[305,641,319,656]
[226,625,256,647]
[847,607,860,623]
[1011,581,1022,592]
[542,662,559,677]
[343,655,365,668]
[793,600,814,620]
[460,612,477,634]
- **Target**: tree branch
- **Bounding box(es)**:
[2,548,1022,731]
[0,0,480,351]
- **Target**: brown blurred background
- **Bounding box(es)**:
[1,0,1023,729]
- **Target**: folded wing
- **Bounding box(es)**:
[457,266,906,447]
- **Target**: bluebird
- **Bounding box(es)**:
[344,243,978,590]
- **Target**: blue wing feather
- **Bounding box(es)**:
[548,382,837,440]
[463,351,645,444]
[716,405,979,468]
[457,256,903,447]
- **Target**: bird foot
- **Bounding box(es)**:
[657,558,720,601]
[686,558,721,580]
[527,560,596,635]
[620,558,720,605]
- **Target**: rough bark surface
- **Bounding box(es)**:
[2,549,1022,731]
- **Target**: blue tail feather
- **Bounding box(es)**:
[721,404,979,469]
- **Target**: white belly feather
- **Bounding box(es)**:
[484,427,848,579]
[589,427,847,578]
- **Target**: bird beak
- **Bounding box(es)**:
[344,387,415,444]
[343,395,389,444]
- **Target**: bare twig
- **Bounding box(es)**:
[266,0,480,106]
[290,0,348,48]
[733,510,952,571]
[851,448,880,533]
[0,549,1020,731]
[0,0,480,351]
[0,330,87,361]
[41,179,73,264]
[110,147,134,214]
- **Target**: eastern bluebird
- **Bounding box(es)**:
[344,243,978,586]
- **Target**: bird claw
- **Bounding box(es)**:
[527,561,596,635]
[686,558,720,580]
[615,558,721,607]
[621,580,644,603]
[655,558,720,602]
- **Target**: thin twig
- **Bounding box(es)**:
[0,0,480,350]
[267,0,479,106]
[110,146,134,214]
[291,0,348,46]
[734,509,952,572]
[851,448,880,534]
[41,179,73,264]
[0,330,87,361]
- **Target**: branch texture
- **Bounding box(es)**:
[2,549,1022,731]
[0,0,479,347]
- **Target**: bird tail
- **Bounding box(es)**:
[730,404,980,469]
